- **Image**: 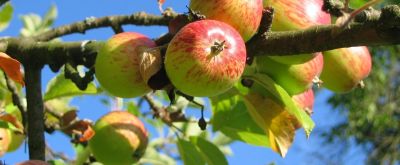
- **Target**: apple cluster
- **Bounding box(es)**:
[252,0,372,126]
[91,0,372,161]
[95,0,263,98]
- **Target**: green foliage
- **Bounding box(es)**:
[0,2,13,32]
[20,4,57,37]
[244,73,315,136]
[177,137,228,165]
[44,71,98,101]
[211,89,270,147]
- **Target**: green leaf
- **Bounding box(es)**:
[44,72,98,101]
[74,144,92,165]
[349,0,369,8]
[140,146,176,165]
[0,2,13,32]
[42,4,57,28]
[127,101,141,116]
[20,14,42,36]
[190,136,228,165]
[211,89,269,147]
[244,73,314,137]
[212,132,233,146]
[177,139,205,165]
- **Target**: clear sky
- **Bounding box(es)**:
[1,1,367,164]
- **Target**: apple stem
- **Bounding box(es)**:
[358,80,365,88]
[210,40,227,56]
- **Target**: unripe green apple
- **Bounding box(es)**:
[165,20,247,97]
[95,32,155,98]
[263,0,331,64]
[7,131,24,152]
[4,105,25,152]
[0,128,10,156]
[256,53,323,95]
[190,0,263,41]
[320,46,372,93]
[89,111,148,165]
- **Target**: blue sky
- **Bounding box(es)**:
[1,1,367,164]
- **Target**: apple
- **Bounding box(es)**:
[263,0,331,64]
[320,46,372,93]
[7,131,24,152]
[164,20,247,97]
[95,32,155,98]
[256,53,323,95]
[264,0,331,30]
[16,160,49,165]
[89,111,148,165]
[0,128,10,156]
[189,0,263,41]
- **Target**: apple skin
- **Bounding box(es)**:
[0,128,10,156]
[165,20,247,97]
[7,131,24,152]
[190,0,263,41]
[16,160,49,165]
[320,46,372,93]
[256,53,323,95]
[89,111,148,165]
[95,32,155,98]
[263,0,331,64]
[264,0,331,30]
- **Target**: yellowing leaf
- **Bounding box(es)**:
[0,52,24,86]
[243,92,295,157]
[139,47,162,84]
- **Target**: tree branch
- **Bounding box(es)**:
[25,64,45,160]
[247,5,400,56]
[0,5,398,67]
[0,0,9,7]
[33,12,176,41]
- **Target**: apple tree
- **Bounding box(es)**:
[0,0,399,164]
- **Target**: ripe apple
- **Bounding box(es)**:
[263,0,331,64]
[320,46,372,93]
[256,53,323,95]
[189,0,263,41]
[89,111,148,165]
[95,32,155,98]
[164,20,247,97]
[264,0,331,30]
[16,160,49,165]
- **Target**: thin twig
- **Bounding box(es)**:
[45,143,72,163]
[142,94,184,133]
[33,12,177,41]
[4,74,27,130]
